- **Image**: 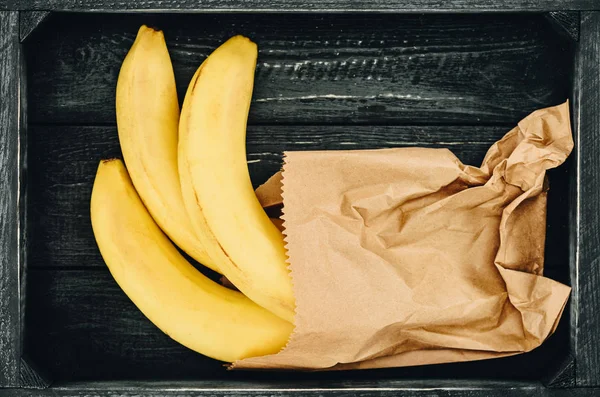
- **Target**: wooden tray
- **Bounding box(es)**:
[1,2,598,396]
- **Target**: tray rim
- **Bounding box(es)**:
[1,3,599,395]
[1,0,600,12]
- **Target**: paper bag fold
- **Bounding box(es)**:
[238,101,573,371]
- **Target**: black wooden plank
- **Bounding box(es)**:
[0,10,21,388]
[0,381,538,397]
[19,11,50,42]
[5,384,600,397]
[26,13,573,125]
[27,124,503,270]
[4,0,600,12]
[23,268,569,383]
[0,381,550,397]
[572,11,600,388]
[24,269,223,382]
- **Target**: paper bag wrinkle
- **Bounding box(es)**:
[255,171,284,208]
[236,101,573,371]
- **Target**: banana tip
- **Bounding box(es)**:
[137,24,164,40]
[227,35,257,47]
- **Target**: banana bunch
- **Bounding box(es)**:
[90,25,295,362]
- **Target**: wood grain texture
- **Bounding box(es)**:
[572,11,600,388]
[0,381,547,397]
[23,268,569,383]
[545,11,580,41]
[544,354,575,388]
[26,13,573,125]
[19,11,50,42]
[0,10,21,388]
[20,358,51,389]
[25,124,504,269]
[3,0,600,12]
[5,384,600,397]
[0,381,577,397]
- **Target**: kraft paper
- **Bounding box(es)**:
[238,101,573,370]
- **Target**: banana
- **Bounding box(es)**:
[116,25,217,272]
[91,159,293,362]
[179,36,295,322]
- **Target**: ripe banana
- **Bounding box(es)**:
[179,36,295,322]
[116,25,217,272]
[91,159,292,362]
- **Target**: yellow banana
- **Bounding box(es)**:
[179,36,295,322]
[91,159,292,362]
[116,25,217,272]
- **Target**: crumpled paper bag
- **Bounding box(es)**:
[236,101,573,371]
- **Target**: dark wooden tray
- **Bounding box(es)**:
[1,2,599,396]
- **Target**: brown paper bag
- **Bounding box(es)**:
[237,101,573,371]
